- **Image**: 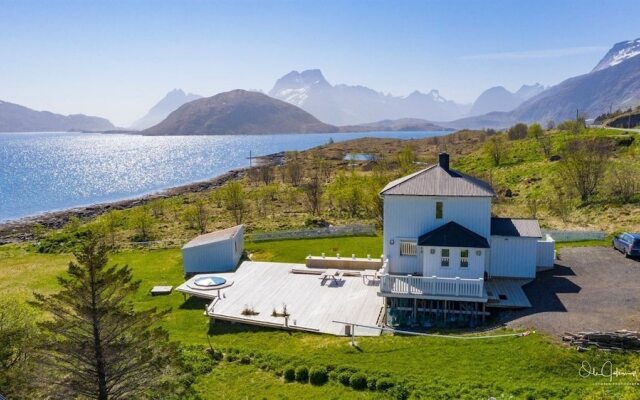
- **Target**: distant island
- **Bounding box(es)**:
[141,89,338,135]
[0,100,115,132]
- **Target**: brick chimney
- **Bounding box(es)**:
[438,152,450,171]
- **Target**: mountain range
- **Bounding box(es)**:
[268,69,471,125]
[2,37,639,134]
[448,37,640,129]
[468,84,545,116]
[130,89,202,130]
[0,100,115,132]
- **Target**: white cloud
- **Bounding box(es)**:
[461,46,608,61]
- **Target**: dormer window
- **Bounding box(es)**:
[436,201,443,219]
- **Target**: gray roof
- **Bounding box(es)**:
[490,218,542,238]
[182,225,243,249]
[380,164,496,197]
[418,221,490,248]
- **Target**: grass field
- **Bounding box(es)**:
[2,236,639,399]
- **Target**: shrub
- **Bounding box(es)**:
[349,372,368,390]
[205,348,223,361]
[295,366,309,383]
[367,376,377,391]
[239,355,251,365]
[338,372,352,386]
[225,354,236,362]
[389,384,410,400]
[283,366,296,382]
[328,371,338,382]
[376,377,395,391]
[309,367,328,385]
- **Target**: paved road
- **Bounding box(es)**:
[591,124,640,133]
[501,247,640,336]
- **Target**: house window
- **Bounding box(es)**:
[400,240,417,256]
[440,249,450,267]
[460,249,469,268]
[435,201,443,219]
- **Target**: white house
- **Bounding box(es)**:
[182,225,244,275]
[379,153,554,327]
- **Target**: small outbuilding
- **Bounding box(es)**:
[182,225,244,274]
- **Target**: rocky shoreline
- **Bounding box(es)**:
[0,152,284,244]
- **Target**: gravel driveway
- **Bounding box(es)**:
[501,247,640,336]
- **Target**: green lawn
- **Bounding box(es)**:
[2,238,638,399]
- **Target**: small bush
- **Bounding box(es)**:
[225,354,236,362]
[283,366,296,382]
[204,347,223,361]
[239,355,251,365]
[376,377,395,391]
[309,367,328,385]
[338,372,352,386]
[349,372,368,390]
[328,371,338,382]
[389,384,410,400]
[367,376,377,391]
[295,366,309,383]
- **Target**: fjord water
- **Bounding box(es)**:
[0,130,447,221]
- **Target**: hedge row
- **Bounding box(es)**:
[212,347,410,399]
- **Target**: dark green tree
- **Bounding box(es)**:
[31,236,180,400]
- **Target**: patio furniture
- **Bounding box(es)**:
[290,268,323,275]
[150,285,173,296]
[340,270,362,277]
[321,269,340,285]
[362,269,378,283]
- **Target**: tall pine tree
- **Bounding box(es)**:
[32,235,179,399]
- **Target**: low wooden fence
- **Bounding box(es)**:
[250,224,377,242]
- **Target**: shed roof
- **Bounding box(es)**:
[418,221,490,248]
[380,164,496,197]
[182,225,243,249]
[490,218,542,238]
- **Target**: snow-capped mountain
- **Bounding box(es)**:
[446,38,640,129]
[592,38,640,72]
[131,89,202,130]
[469,83,545,116]
[268,69,470,125]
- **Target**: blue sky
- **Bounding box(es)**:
[1,0,639,126]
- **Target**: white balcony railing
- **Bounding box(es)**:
[379,274,485,298]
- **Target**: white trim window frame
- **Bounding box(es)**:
[399,240,418,257]
[460,249,469,268]
[440,248,450,267]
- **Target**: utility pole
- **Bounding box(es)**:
[249,150,252,168]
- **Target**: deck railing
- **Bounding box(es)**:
[379,274,484,298]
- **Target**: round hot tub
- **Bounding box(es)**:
[194,276,227,287]
[188,275,233,291]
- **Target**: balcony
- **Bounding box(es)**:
[379,274,486,300]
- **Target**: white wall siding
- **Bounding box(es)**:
[422,246,486,279]
[536,234,555,268]
[489,236,537,278]
[183,227,244,274]
[383,195,491,274]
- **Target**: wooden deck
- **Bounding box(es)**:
[485,278,532,308]
[183,262,383,336]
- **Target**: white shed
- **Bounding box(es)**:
[182,225,244,274]
[489,218,542,279]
